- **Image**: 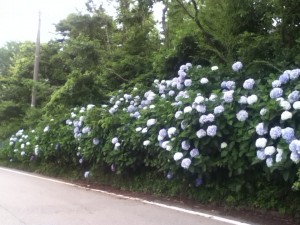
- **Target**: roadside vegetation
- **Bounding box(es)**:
[0,0,299,222]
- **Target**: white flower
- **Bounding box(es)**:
[293,101,300,110]
[168,127,177,138]
[112,137,119,144]
[247,95,258,105]
[264,146,276,155]
[183,106,192,113]
[136,127,142,132]
[200,78,209,84]
[196,129,206,138]
[276,148,283,163]
[238,96,248,104]
[270,126,281,140]
[181,158,192,169]
[21,143,25,149]
[272,80,281,88]
[281,111,292,121]
[209,94,217,101]
[20,151,26,156]
[190,148,199,157]
[255,138,267,148]
[236,110,248,121]
[195,104,206,113]
[143,140,150,146]
[232,61,243,71]
[266,158,273,167]
[211,66,218,71]
[44,126,49,133]
[280,100,291,110]
[175,111,183,119]
[142,127,148,133]
[214,105,224,115]
[87,104,95,110]
[174,152,183,161]
[290,152,300,163]
[114,142,121,150]
[84,171,90,178]
[194,96,205,104]
[168,90,175,96]
[147,119,156,127]
[221,142,227,149]
[260,108,267,116]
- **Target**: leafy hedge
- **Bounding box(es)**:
[1,62,300,198]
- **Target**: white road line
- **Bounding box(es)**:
[0,167,252,225]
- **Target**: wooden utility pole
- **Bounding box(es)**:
[31,11,41,108]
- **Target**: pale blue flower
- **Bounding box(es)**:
[209,94,217,101]
[272,80,281,88]
[288,90,299,103]
[190,148,199,157]
[257,150,266,160]
[181,158,192,169]
[243,78,255,90]
[93,138,100,145]
[159,129,167,138]
[184,79,192,87]
[168,90,175,96]
[183,106,193,113]
[223,90,234,103]
[196,129,206,138]
[225,81,236,90]
[181,140,190,150]
[166,171,173,180]
[238,96,248,104]
[270,126,281,140]
[199,115,208,124]
[290,152,300,163]
[236,110,248,121]
[195,178,203,187]
[214,105,225,115]
[289,69,300,80]
[82,127,91,134]
[281,127,295,143]
[195,104,206,113]
[114,142,121,150]
[194,96,205,104]
[175,111,183,119]
[232,61,243,71]
[270,88,283,99]
[256,123,268,135]
[279,72,289,84]
[207,125,217,136]
[181,120,188,130]
[289,140,300,152]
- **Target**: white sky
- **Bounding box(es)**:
[0,0,117,47]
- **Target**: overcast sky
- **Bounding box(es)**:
[0,0,116,47]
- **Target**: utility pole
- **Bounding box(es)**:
[31,11,41,108]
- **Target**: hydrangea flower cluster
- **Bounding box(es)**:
[255,69,300,166]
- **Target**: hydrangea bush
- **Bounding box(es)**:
[1,62,300,189]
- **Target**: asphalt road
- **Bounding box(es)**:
[0,167,252,225]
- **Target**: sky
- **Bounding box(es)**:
[0,0,117,47]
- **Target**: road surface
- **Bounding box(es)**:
[0,167,252,225]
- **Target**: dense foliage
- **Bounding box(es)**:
[0,0,300,216]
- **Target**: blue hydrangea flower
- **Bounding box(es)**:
[256,123,268,136]
[232,61,243,72]
[195,178,203,187]
[272,80,281,88]
[257,150,266,160]
[214,105,224,114]
[223,90,234,103]
[270,88,283,99]
[207,125,217,136]
[266,157,273,167]
[181,140,191,150]
[236,110,248,121]
[279,72,290,84]
[269,126,281,140]
[288,90,299,103]
[281,127,295,143]
[166,171,173,180]
[190,148,199,158]
[243,78,255,90]
[289,69,300,80]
